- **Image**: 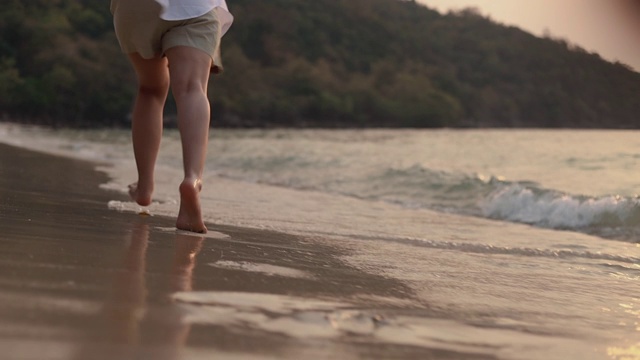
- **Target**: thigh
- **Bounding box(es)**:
[128,53,170,90]
[165,46,212,93]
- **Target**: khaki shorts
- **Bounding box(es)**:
[111,0,224,73]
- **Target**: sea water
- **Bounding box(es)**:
[0,124,639,359]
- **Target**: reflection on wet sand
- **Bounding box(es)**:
[106,219,147,345]
[103,219,204,359]
[607,342,640,359]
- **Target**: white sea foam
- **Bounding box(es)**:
[482,183,640,230]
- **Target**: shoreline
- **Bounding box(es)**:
[0,142,497,359]
[1,132,637,359]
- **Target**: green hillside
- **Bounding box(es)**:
[1,0,640,128]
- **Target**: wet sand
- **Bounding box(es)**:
[0,143,494,360]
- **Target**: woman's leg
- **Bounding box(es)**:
[127,53,170,206]
[165,46,212,233]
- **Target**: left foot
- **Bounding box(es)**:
[128,182,153,206]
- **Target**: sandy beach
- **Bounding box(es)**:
[2,127,640,360]
[0,143,498,359]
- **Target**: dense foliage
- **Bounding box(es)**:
[2,0,640,128]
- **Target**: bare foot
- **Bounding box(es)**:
[176,179,207,233]
[128,182,153,206]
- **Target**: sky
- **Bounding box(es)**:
[416,0,640,71]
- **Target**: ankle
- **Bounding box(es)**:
[180,177,202,190]
[137,176,154,190]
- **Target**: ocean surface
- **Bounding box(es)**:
[1,123,639,359]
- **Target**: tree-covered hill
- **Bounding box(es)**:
[2,0,640,128]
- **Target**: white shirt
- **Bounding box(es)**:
[155,0,233,36]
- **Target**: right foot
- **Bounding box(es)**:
[176,179,207,234]
[128,182,153,206]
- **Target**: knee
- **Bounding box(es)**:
[171,76,207,97]
[138,81,169,99]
